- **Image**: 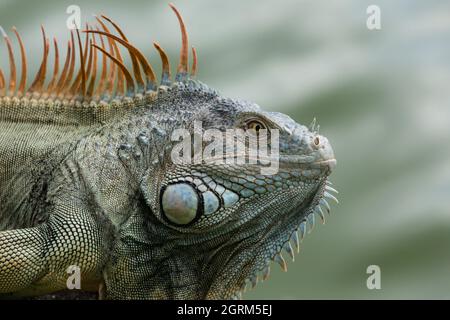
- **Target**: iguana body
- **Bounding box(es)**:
[0,4,337,299]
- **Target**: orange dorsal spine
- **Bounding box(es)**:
[0,4,198,105]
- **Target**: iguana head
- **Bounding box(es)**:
[123,80,337,299]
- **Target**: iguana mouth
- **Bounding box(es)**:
[227,177,339,300]
[279,156,337,170]
[312,159,337,169]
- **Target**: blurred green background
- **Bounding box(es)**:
[1,0,449,299]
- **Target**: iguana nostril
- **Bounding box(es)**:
[314,137,320,146]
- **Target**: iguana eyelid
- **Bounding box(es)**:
[237,113,282,131]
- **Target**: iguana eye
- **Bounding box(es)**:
[161,183,199,225]
[246,120,266,132]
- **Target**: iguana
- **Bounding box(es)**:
[0,3,337,299]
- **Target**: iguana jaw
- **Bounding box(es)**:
[204,161,337,299]
[234,178,337,300]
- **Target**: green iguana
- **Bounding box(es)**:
[0,3,337,299]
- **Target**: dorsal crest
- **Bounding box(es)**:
[0,3,198,118]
